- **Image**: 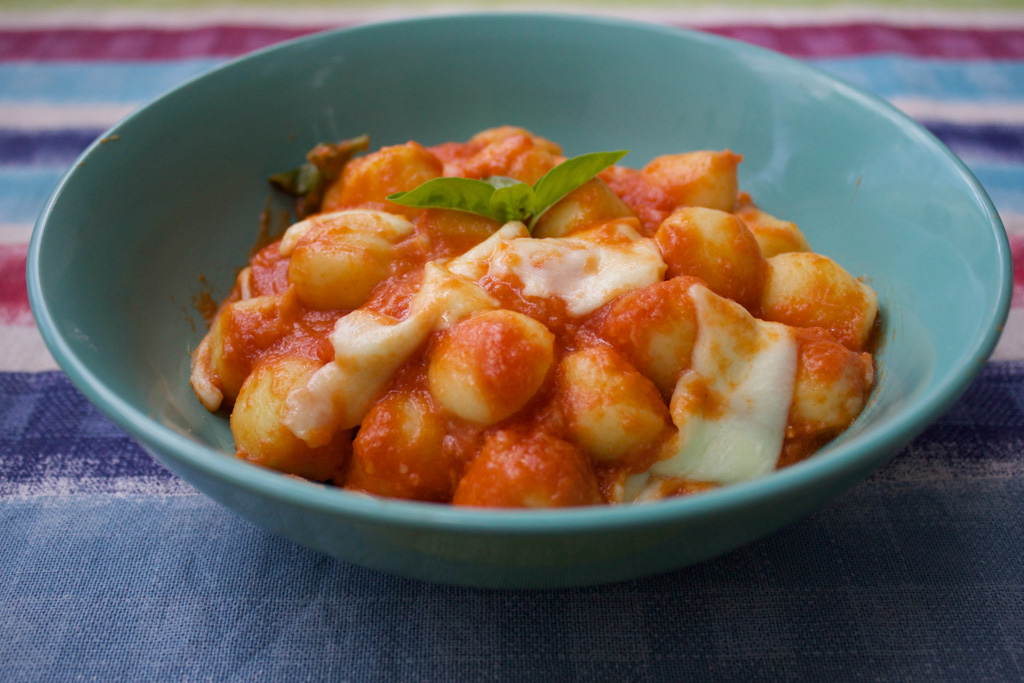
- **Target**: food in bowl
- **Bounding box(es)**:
[190,126,877,507]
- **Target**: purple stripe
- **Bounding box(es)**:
[923,122,1024,163]
[0,23,1022,61]
[0,129,102,166]
[0,372,171,485]
[1,360,1022,490]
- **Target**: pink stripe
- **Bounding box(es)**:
[701,23,1024,59]
[0,26,326,61]
[0,23,1022,61]
[1008,233,1024,309]
[0,244,32,327]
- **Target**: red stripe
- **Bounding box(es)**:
[0,23,1021,61]
[0,26,325,61]
[0,244,32,327]
[1007,233,1024,309]
[701,23,1024,59]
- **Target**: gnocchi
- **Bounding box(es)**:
[191,128,877,507]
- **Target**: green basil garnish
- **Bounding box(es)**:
[530,150,628,227]
[387,177,499,219]
[270,134,370,218]
[487,177,535,224]
[387,149,628,231]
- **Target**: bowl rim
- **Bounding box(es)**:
[26,11,1013,534]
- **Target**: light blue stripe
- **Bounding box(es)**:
[0,167,66,225]
[1,57,1024,105]
[968,163,1024,216]
[809,56,1024,102]
[0,60,223,104]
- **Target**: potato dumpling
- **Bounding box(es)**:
[761,252,878,351]
[413,208,503,260]
[321,141,443,217]
[197,292,297,407]
[654,206,765,311]
[593,277,699,399]
[289,233,392,311]
[735,198,810,257]
[598,165,678,235]
[532,178,635,238]
[641,150,742,212]
[790,330,874,434]
[452,430,602,508]
[286,210,414,311]
[430,126,562,179]
[231,354,352,482]
[554,346,671,463]
[468,126,563,156]
[460,130,559,185]
[345,388,458,502]
[428,309,555,425]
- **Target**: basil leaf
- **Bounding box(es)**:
[385,148,630,232]
[269,134,370,218]
[388,177,500,219]
[481,176,524,190]
[489,181,535,223]
[269,162,322,196]
[529,150,628,229]
[306,134,370,181]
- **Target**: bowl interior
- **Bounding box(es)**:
[29,14,1009,531]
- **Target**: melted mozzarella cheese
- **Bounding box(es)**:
[448,220,665,317]
[283,262,498,447]
[189,334,223,411]
[488,221,665,317]
[278,209,413,256]
[445,222,530,280]
[640,283,797,490]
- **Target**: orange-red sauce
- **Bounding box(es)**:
[195,129,875,507]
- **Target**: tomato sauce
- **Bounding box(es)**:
[193,128,877,507]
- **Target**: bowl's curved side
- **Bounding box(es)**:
[27,13,1012,586]
[136,425,909,589]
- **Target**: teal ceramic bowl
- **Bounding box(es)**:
[28,14,1010,588]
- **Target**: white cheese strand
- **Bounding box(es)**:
[189,335,224,412]
[283,262,497,447]
[647,283,798,486]
[445,221,530,280]
[278,209,414,256]
[488,220,665,317]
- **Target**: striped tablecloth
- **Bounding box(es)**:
[2,4,1023,680]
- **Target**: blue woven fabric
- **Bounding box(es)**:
[1,368,1022,681]
[4,12,1024,681]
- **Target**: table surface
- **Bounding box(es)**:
[2,2,1023,680]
